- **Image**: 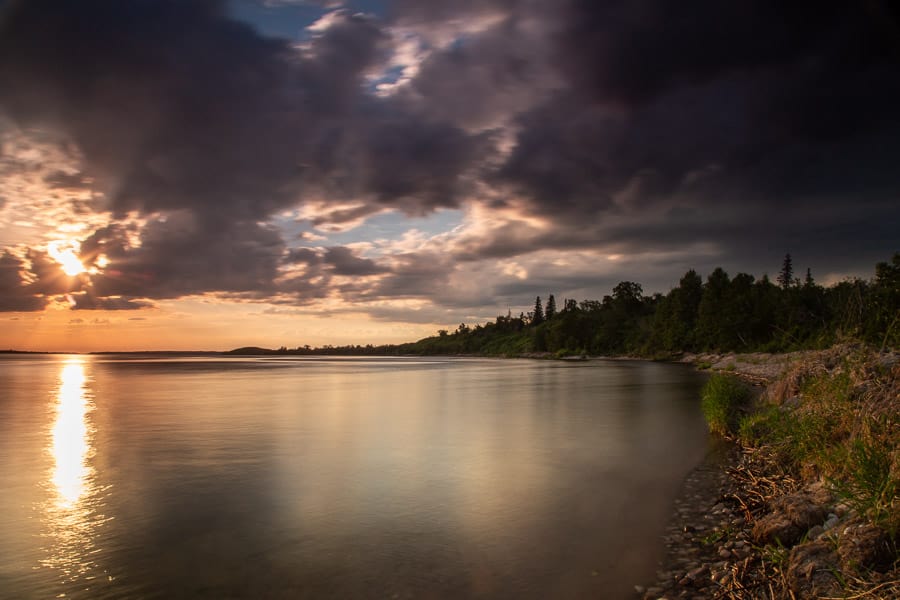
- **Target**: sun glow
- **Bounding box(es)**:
[48,241,86,276]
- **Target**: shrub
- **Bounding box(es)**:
[701,374,751,436]
[831,439,899,536]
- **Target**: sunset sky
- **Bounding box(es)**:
[1,0,899,351]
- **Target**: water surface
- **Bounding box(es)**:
[0,355,709,599]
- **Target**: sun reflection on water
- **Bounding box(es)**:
[52,361,92,508]
[41,357,109,587]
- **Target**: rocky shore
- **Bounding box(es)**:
[637,346,899,599]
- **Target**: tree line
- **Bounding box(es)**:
[395,253,899,357]
[233,253,897,357]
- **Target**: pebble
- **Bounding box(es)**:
[687,566,708,580]
[718,548,731,559]
[807,525,824,540]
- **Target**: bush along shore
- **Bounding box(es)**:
[638,345,899,599]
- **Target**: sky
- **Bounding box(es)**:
[0,0,898,351]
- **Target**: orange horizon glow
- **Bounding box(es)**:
[2,300,445,353]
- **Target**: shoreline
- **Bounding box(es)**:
[637,346,899,599]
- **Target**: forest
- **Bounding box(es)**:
[233,253,899,358]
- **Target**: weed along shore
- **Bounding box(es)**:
[637,345,899,599]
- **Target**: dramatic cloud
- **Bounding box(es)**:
[0,0,897,335]
[324,246,388,276]
[0,251,47,311]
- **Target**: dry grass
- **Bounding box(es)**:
[712,345,899,599]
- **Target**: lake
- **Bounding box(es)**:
[0,355,709,599]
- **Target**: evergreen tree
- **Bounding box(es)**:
[777,253,794,289]
[545,294,557,320]
[804,267,814,287]
[532,296,544,326]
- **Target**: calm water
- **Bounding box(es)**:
[0,355,709,599]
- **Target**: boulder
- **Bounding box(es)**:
[751,493,828,547]
[785,540,843,598]
[838,523,895,573]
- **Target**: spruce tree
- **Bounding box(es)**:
[545,294,557,320]
[777,253,794,289]
[532,296,544,325]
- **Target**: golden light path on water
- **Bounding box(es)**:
[42,357,109,588]
[52,361,92,508]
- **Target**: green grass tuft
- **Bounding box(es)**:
[701,374,751,436]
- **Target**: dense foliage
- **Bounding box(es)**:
[396,253,899,357]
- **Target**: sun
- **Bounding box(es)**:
[47,241,86,277]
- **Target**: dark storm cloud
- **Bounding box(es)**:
[0,251,47,311]
[324,246,388,276]
[79,217,285,300]
[0,0,380,219]
[356,115,485,212]
[488,0,900,274]
[555,1,832,106]
[0,0,484,306]
[284,247,322,265]
[397,14,556,131]
[1,0,898,316]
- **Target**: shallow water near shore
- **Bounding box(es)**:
[0,355,709,599]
